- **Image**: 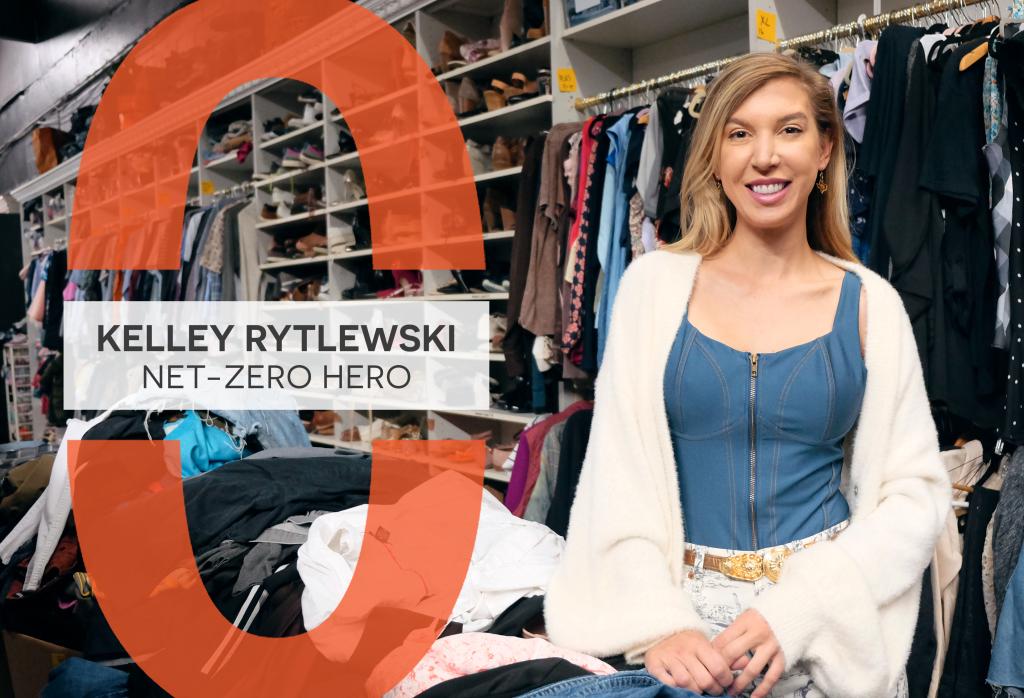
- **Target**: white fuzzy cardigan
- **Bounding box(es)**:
[544,249,951,698]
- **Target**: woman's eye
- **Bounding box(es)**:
[782,126,803,135]
[728,130,748,140]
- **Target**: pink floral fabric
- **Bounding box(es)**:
[385,632,616,698]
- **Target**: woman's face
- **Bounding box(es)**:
[716,77,832,235]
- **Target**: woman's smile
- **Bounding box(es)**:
[745,178,791,205]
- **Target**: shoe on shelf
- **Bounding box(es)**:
[299,143,324,165]
[337,124,356,155]
[281,147,306,169]
[482,188,502,232]
[272,187,295,204]
[260,204,279,220]
[253,162,281,181]
[482,277,510,293]
[491,137,514,170]
[437,30,468,73]
[307,410,339,434]
[297,89,322,105]
[484,83,508,112]
[524,0,549,39]
[293,186,324,210]
[507,72,539,103]
[500,0,524,52]
[263,117,289,139]
[295,232,328,255]
[466,140,493,176]
[328,219,357,254]
[492,136,526,170]
[436,269,472,295]
[457,77,483,117]
[442,80,460,115]
[490,313,508,350]
[338,170,366,203]
[460,38,500,63]
[342,282,377,300]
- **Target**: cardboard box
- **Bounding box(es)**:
[2,630,80,698]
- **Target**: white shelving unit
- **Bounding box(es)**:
[3,343,35,443]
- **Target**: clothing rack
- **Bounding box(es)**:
[574,0,995,111]
[186,180,253,207]
[30,237,67,257]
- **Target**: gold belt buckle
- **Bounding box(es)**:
[763,547,792,583]
[720,553,764,582]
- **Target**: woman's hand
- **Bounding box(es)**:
[644,629,735,695]
[711,609,785,698]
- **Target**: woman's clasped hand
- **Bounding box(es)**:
[644,609,785,697]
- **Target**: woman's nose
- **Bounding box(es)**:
[751,135,780,171]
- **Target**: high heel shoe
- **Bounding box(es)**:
[507,72,539,103]
[339,170,366,203]
[437,269,472,294]
[484,82,508,112]
[457,77,483,117]
[524,0,548,40]
[499,0,524,53]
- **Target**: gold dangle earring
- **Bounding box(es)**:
[714,177,721,191]
[816,170,828,194]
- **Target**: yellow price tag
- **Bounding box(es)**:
[557,68,577,93]
[756,9,777,43]
[200,179,215,195]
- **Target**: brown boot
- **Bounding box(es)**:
[492,136,513,170]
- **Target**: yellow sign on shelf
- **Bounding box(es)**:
[756,9,777,43]
[557,68,577,93]
[200,180,215,195]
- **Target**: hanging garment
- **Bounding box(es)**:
[920,37,1002,431]
[994,446,1024,613]
[561,116,608,365]
[523,421,567,524]
[938,487,1000,697]
[509,401,593,518]
[544,407,592,538]
[520,123,580,337]
[860,25,926,274]
[880,39,944,383]
[843,40,877,143]
[998,30,1024,442]
[505,136,545,377]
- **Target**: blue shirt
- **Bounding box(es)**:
[664,271,866,549]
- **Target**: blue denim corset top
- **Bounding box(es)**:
[663,271,866,550]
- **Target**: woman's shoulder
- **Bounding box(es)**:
[621,249,700,286]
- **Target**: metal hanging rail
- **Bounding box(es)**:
[574,0,993,111]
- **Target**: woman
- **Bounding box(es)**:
[544,53,949,698]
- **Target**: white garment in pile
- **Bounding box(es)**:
[297,473,563,659]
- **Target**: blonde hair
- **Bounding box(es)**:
[667,52,856,262]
